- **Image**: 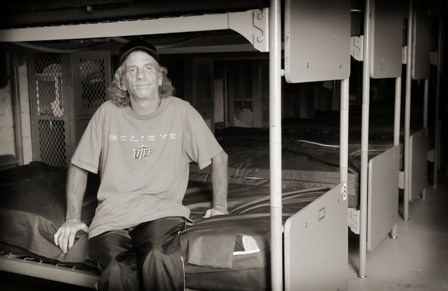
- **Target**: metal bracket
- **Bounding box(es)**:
[402,46,407,64]
[399,170,405,189]
[350,35,363,61]
[430,51,438,65]
[341,182,347,201]
[348,208,360,234]
[228,8,269,52]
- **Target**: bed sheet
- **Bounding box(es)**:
[199,126,397,208]
[0,162,325,290]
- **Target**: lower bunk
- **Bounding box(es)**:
[194,126,402,252]
[0,162,347,291]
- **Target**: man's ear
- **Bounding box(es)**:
[118,79,127,91]
[158,74,163,86]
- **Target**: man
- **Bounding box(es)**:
[53,39,228,291]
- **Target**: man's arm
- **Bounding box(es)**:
[204,150,228,217]
[53,163,89,253]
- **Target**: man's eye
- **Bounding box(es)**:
[128,68,136,74]
[145,66,154,72]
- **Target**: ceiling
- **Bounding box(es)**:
[2,0,448,30]
[1,0,447,58]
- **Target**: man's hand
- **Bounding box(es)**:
[203,205,229,218]
[53,218,88,253]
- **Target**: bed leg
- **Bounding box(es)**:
[389,224,398,240]
[420,187,427,200]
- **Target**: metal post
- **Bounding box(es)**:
[433,17,444,188]
[359,0,371,279]
[404,0,413,221]
[269,0,283,290]
[340,79,349,185]
[393,77,402,146]
[421,78,429,200]
[423,79,429,131]
[10,53,24,166]
[390,76,402,239]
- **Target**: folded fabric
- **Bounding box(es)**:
[187,234,236,269]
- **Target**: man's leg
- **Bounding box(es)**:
[131,217,186,291]
[89,229,140,291]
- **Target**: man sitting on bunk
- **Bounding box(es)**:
[53,38,229,291]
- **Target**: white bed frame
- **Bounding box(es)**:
[402,1,432,215]
[349,0,433,279]
[1,0,436,288]
[0,1,349,290]
[348,0,403,278]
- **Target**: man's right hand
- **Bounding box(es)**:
[53,218,88,254]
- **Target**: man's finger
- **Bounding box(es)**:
[203,209,212,218]
[60,231,69,253]
[81,223,89,233]
[54,229,61,246]
[68,231,76,251]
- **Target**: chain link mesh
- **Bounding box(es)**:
[32,53,68,167]
[79,57,107,110]
[37,120,67,167]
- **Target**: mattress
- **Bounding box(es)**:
[0,162,325,290]
[190,126,396,208]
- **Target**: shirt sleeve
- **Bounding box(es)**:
[183,104,223,169]
[71,104,105,174]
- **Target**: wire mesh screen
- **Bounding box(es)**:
[37,120,67,167]
[79,58,107,111]
[32,53,68,167]
[34,54,63,117]
[233,100,254,127]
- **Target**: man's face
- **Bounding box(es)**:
[123,51,162,100]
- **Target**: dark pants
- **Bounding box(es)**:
[88,217,186,291]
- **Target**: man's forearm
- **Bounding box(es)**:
[211,150,228,209]
[66,164,88,220]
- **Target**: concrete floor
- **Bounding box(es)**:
[348,173,448,291]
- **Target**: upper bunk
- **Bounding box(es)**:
[0,0,268,29]
[0,0,272,57]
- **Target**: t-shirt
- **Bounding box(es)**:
[71,97,223,238]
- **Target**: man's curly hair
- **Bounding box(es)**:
[107,63,175,107]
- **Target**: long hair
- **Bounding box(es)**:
[107,63,175,107]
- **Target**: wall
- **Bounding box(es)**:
[19,62,32,164]
[0,60,33,166]
[0,80,15,157]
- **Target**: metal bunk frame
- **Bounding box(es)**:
[0,1,349,290]
[349,0,403,278]
[403,0,434,220]
[353,0,435,279]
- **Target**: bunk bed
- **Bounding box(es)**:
[190,0,404,280]
[189,0,434,279]
[403,0,432,215]
[0,161,334,290]
[0,1,349,290]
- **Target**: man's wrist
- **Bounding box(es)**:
[64,217,81,222]
[213,205,228,213]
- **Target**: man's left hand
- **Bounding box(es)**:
[203,205,229,218]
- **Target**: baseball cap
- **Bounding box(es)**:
[118,39,160,66]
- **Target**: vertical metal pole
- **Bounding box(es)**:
[340,79,349,185]
[404,0,413,221]
[359,0,371,279]
[269,0,282,290]
[393,77,402,146]
[10,53,24,166]
[423,79,429,130]
[390,76,402,239]
[421,78,429,200]
[433,17,443,188]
